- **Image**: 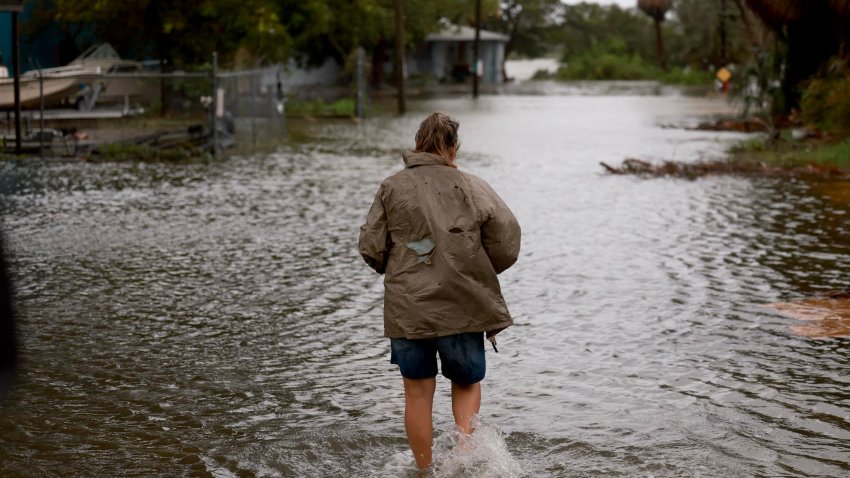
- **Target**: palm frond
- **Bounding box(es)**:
[637,0,671,22]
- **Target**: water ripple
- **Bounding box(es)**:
[1,92,848,476]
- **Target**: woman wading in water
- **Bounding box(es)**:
[359,112,521,469]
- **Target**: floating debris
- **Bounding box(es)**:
[600,157,847,179]
[692,118,770,133]
[766,293,850,338]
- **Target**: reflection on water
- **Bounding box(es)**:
[815,180,850,206]
[768,298,850,338]
[1,86,849,476]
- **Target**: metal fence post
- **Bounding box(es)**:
[35,59,44,160]
[277,68,286,139]
[267,75,273,136]
[211,52,219,158]
[251,69,257,150]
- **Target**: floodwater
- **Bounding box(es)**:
[1,84,849,477]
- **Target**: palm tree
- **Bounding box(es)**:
[637,0,672,70]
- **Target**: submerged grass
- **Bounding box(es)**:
[603,132,850,178]
[730,137,850,169]
[285,98,355,117]
[96,143,204,162]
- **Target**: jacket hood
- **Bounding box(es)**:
[402,151,453,169]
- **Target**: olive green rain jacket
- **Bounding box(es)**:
[359,151,521,339]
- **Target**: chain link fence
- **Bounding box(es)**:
[1,63,303,156]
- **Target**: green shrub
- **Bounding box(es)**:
[659,67,714,86]
[801,58,850,135]
[556,51,657,80]
[98,143,157,161]
[730,137,850,168]
[97,143,197,161]
[805,138,850,166]
[531,68,554,80]
[554,38,712,85]
[286,98,355,117]
[328,98,355,116]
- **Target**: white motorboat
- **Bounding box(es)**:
[0,44,156,110]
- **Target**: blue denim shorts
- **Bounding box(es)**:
[390,332,485,384]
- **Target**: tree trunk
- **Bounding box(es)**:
[501,10,522,83]
[501,49,510,83]
[394,0,405,114]
[720,0,728,65]
[158,37,168,117]
[653,18,667,71]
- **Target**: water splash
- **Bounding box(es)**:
[379,418,523,478]
[431,418,523,478]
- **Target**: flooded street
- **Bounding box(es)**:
[1,86,849,476]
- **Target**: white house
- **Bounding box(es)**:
[407,23,509,84]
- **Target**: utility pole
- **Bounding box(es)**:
[720,0,728,65]
[394,0,406,114]
[473,0,481,99]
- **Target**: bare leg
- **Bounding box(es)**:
[451,381,481,434]
[403,376,437,469]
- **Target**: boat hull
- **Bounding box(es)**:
[0,77,83,110]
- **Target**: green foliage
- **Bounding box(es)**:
[531,68,554,80]
[731,49,785,133]
[807,139,850,167]
[33,0,765,82]
[552,1,760,74]
[658,67,714,85]
[557,51,658,81]
[38,0,292,67]
[553,37,713,84]
[734,137,770,152]
[730,137,850,168]
[280,0,491,67]
[328,98,356,116]
[556,4,658,65]
[285,98,355,117]
[39,0,471,69]
[672,0,756,69]
[491,0,562,60]
[97,143,199,162]
[801,58,850,136]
